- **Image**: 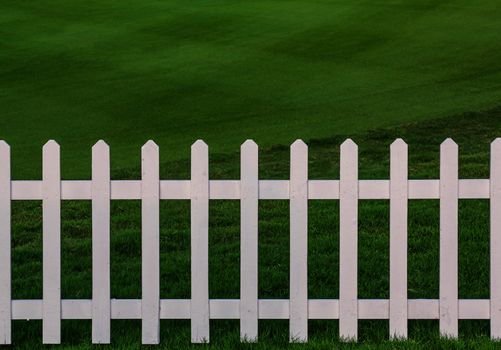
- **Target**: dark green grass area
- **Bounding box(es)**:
[8,109,501,348]
[2,0,501,178]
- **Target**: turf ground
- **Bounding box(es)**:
[2,0,501,348]
[1,0,501,178]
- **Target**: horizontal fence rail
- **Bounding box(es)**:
[0,138,500,344]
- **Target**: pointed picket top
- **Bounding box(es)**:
[192,139,208,150]
[142,140,159,152]
[492,138,501,150]
[241,139,258,151]
[92,140,109,151]
[291,140,307,162]
[291,139,307,148]
[341,138,357,151]
[43,140,59,152]
[441,138,458,150]
[0,141,9,159]
[391,138,407,149]
[491,138,501,165]
[0,140,9,151]
[290,139,308,164]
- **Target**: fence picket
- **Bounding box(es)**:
[389,139,408,339]
[42,140,61,344]
[491,138,501,339]
[0,142,11,345]
[191,140,210,343]
[290,140,308,342]
[141,141,160,344]
[240,140,259,342]
[339,139,358,341]
[92,141,111,344]
[439,139,459,338]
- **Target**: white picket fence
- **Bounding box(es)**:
[0,138,501,345]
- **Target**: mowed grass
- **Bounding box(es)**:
[2,0,501,178]
[7,108,501,349]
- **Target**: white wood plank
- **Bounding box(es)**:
[289,140,308,342]
[191,140,210,343]
[92,141,111,344]
[439,139,459,338]
[259,299,289,319]
[7,179,494,201]
[141,141,160,344]
[42,140,61,344]
[491,138,501,339]
[6,297,493,321]
[211,300,239,319]
[459,299,490,319]
[111,180,141,199]
[308,180,339,199]
[408,299,438,319]
[161,180,190,199]
[160,299,191,319]
[358,299,388,319]
[389,139,408,339]
[62,181,91,199]
[460,179,489,199]
[359,180,389,199]
[309,300,339,319]
[259,180,289,199]
[339,139,358,341]
[409,180,438,199]
[240,140,259,342]
[0,142,11,345]
[210,180,239,199]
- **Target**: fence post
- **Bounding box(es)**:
[491,138,501,339]
[42,140,61,344]
[290,140,308,342]
[92,141,111,344]
[439,139,458,338]
[339,139,358,341]
[191,140,209,343]
[389,139,408,339]
[141,141,160,344]
[0,142,11,345]
[240,140,258,342]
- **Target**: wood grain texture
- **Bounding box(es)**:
[92,141,111,344]
[42,141,61,344]
[339,139,358,341]
[191,140,210,343]
[0,142,11,345]
[439,139,459,338]
[389,139,408,339]
[289,140,308,342]
[491,138,501,339]
[141,141,161,344]
[240,140,259,342]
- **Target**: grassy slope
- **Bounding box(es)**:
[1,0,501,178]
[8,108,501,349]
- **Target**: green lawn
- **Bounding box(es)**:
[8,108,501,349]
[1,0,501,178]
